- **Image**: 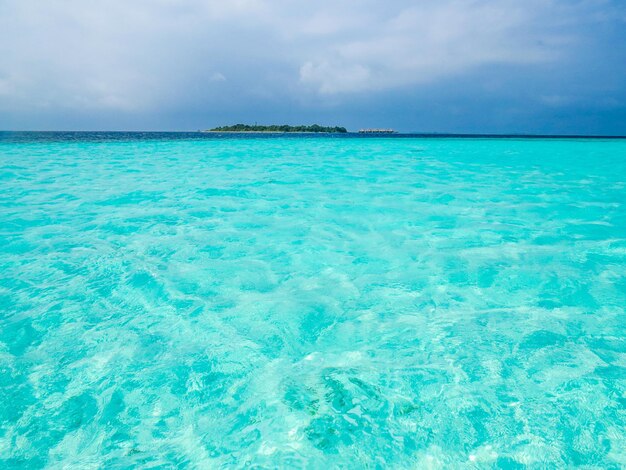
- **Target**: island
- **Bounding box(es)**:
[204,124,348,133]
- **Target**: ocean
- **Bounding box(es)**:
[1,132,625,467]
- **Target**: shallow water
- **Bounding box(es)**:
[1,133,625,467]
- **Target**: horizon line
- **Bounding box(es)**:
[1,130,626,139]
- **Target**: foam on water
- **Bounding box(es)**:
[1,134,625,467]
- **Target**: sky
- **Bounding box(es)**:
[1,0,625,134]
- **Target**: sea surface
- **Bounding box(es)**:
[1,132,625,468]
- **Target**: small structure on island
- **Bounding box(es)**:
[358,128,396,134]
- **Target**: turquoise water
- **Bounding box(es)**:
[1,133,625,468]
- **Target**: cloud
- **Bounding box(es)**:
[210,73,227,83]
[0,0,624,130]
[298,0,569,93]
[300,61,371,94]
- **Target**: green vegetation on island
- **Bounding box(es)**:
[206,124,348,133]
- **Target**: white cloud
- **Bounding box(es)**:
[300,61,371,94]
[0,0,620,114]
[297,0,571,93]
[210,73,227,83]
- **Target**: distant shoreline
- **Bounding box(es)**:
[2,131,626,139]
[201,130,336,134]
[198,131,626,139]
[206,124,348,133]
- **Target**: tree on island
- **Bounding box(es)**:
[208,124,347,133]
